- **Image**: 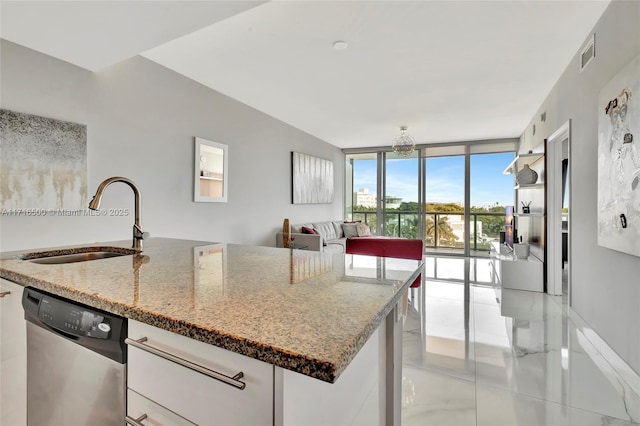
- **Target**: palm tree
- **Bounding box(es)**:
[425,215,458,247]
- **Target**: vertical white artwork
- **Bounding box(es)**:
[1,109,87,209]
[292,152,334,204]
[597,54,640,257]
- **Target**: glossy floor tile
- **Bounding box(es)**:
[402,258,640,426]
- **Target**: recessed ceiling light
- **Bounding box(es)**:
[333,41,348,50]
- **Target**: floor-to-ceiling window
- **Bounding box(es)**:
[470,152,517,254]
[345,140,516,257]
[346,153,379,233]
[424,154,466,254]
[384,152,419,238]
[346,151,421,237]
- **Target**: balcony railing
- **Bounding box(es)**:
[350,210,505,252]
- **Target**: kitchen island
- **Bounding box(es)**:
[0,238,422,425]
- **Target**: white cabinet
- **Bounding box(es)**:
[489,257,502,285]
[500,256,544,292]
[128,305,401,426]
[127,320,273,426]
[0,278,26,426]
[127,389,196,426]
[276,323,389,426]
[490,243,543,292]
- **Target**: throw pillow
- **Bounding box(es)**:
[341,223,359,238]
[356,223,372,237]
[301,226,316,235]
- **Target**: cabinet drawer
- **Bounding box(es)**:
[0,279,27,426]
[0,279,26,363]
[127,389,195,426]
[127,320,273,426]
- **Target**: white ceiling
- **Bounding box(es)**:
[1,1,610,149]
[0,1,266,71]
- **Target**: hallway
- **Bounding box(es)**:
[401,257,639,425]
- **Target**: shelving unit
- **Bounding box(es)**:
[500,148,547,292]
[503,152,544,175]
[514,183,544,190]
[504,151,545,216]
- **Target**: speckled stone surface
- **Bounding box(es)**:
[0,238,421,383]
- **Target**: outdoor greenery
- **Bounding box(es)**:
[351,202,507,249]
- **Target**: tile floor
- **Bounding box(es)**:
[401,257,639,426]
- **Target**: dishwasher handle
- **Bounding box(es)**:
[125,337,246,390]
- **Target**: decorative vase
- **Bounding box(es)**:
[516,164,538,185]
[514,243,530,259]
[283,218,291,248]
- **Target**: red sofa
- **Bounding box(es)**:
[345,237,423,288]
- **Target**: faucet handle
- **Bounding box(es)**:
[133,225,149,240]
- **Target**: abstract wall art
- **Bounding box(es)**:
[0,109,87,210]
[597,54,640,257]
[291,152,334,204]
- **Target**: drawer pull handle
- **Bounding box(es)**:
[125,337,246,390]
[125,413,148,426]
[0,291,11,298]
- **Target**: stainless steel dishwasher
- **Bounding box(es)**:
[22,287,127,425]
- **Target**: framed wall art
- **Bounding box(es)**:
[597,53,640,257]
[0,109,87,210]
[291,152,334,204]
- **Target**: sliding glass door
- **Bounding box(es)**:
[469,152,516,255]
[424,155,466,254]
[384,152,419,238]
[346,151,420,237]
[346,142,515,257]
[346,153,379,232]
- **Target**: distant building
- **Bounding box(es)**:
[441,214,485,242]
[354,189,403,209]
[354,188,376,208]
[384,196,402,209]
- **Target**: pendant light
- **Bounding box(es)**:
[392,126,415,156]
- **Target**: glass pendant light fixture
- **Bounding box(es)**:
[392,126,416,156]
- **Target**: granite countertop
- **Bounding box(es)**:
[0,238,421,383]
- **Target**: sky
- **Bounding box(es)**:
[353,152,515,208]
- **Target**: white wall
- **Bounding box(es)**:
[519,1,640,375]
[0,40,344,251]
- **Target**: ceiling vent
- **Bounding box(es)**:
[580,34,596,72]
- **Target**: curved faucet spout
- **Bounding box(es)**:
[89,176,147,250]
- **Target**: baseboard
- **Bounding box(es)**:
[567,305,640,400]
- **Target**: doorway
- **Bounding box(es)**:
[546,121,571,299]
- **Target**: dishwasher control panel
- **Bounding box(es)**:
[38,297,110,339]
[23,286,128,363]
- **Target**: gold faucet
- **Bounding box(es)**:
[88,177,148,250]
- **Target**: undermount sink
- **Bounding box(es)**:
[20,246,140,264]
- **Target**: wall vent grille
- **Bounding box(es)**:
[580,34,595,71]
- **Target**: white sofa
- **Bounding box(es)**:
[276,220,354,252]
